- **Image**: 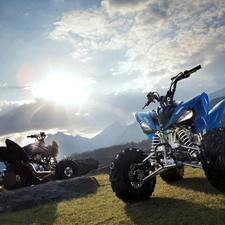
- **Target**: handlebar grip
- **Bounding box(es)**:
[187,65,202,74]
[27,135,36,138]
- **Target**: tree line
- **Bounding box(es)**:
[69,139,152,165]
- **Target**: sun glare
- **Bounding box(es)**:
[34,73,90,105]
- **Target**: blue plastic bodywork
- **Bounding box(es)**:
[134,92,225,140]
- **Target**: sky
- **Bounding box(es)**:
[0,0,225,146]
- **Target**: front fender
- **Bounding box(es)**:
[207,99,225,131]
[133,112,158,140]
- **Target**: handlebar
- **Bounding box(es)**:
[27,132,46,139]
[186,64,202,75]
[143,65,202,109]
[171,64,202,80]
[27,135,37,138]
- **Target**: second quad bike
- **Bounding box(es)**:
[110,65,225,203]
[0,132,79,190]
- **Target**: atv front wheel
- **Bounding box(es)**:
[201,127,225,192]
[109,148,156,203]
[55,160,79,180]
[160,164,184,182]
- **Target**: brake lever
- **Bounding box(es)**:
[142,92,156,109]
[142,101,152,109]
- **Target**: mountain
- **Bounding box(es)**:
[91,120,127,147]
[209,96,225,109]
[46,121,147,157]
[207,87,225,109]
[46,132,92,157]
[208,87,225,101]
[112,122,147,145]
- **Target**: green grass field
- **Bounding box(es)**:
[0,167,225,225]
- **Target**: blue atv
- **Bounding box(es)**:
[110,65,225,203]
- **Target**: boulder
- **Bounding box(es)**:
[0,176,99,214]
[76,158,99,175]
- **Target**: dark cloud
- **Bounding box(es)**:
[0,98,76,135]
[135,5,169,28]
[0,91,147,136]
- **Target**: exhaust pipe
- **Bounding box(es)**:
[29,163,52,175]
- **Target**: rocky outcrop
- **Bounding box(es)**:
[0,176,99,214]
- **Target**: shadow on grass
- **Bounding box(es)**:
[0,201,58,225]
[0,192,97,225]
[125,197,225,225]
[167,177,223,195]
[0,176,99,225]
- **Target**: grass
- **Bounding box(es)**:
[0,167,225,225]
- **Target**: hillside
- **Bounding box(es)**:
[208,87,225,101]
[70,139,152,165]
[209,96,225,109]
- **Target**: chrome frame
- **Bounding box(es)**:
[141,128,202,183]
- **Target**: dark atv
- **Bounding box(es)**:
[0,132,79,190]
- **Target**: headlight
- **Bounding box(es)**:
[140,121,154,134]
[176,109,194,123]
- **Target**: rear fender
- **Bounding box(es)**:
[5,139,28,163]
[0,147,7,162]
[207,99,225,131]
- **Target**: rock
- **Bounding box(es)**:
[76,158,99,175]
[0,176,99,214]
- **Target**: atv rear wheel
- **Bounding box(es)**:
[160,164,184,182]
[109,148,156,203]
[55,160,79,180]
[201,127,225,192]
[3,164,33,190]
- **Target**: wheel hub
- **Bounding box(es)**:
[64,167,73,177]
[128,163,145,189]
[16,174,22,182]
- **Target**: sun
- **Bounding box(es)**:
[34,72,90,105]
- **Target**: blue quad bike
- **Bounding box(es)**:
[110,65,225,203]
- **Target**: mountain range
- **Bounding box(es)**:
[46,121,147,157]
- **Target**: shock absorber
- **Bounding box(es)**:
[151,135,160,151]
[176,128,193,147]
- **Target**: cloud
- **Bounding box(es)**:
[47,0,225,111]
[103,0,153,14]
[0,91,147,137]
[48,1,225,82]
